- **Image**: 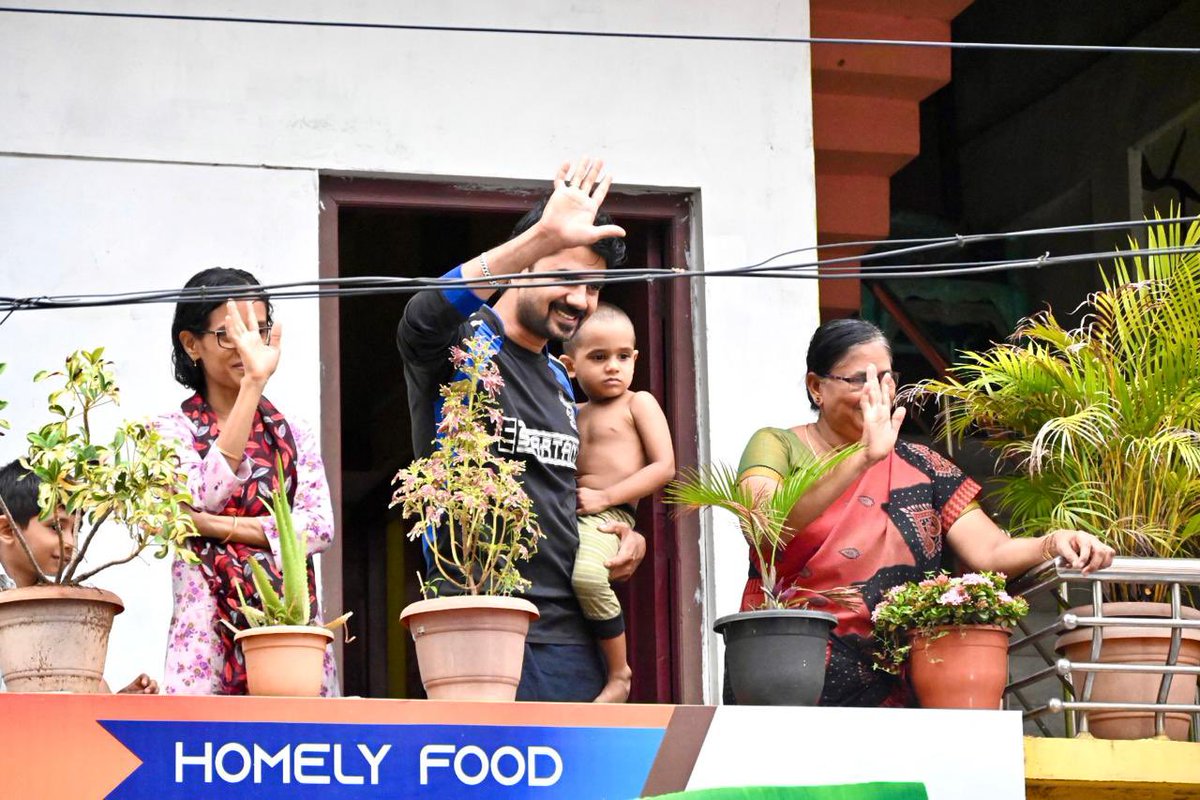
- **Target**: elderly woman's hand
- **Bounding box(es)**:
[859,364,906,464]
[1045,529,1115,575]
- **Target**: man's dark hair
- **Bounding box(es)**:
[0,460,41,528]
[510,197,627,269]
[170,267,272,393]
[805,318,890,410]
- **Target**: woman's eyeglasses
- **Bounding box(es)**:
[821,370,901,388]
[199,324,272,350]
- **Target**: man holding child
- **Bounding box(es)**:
[397,157,649,702]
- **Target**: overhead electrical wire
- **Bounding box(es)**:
[1,6,1198,55]
[2,233,1197,315]
[2,215,1196,312]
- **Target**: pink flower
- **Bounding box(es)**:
[481,369,504,395]
[997,591,1013,603]
[939,586,968,606]
[450,346,468,367]
[961,573,991,586]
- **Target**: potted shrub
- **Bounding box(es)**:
[0,349,198,692]
[872,571,1029,708]
[914,215,1200,734]
[666,450,861,706]
[230,462,351,697]
[392,333,541,701]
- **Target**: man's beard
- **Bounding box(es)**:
[516,292,584,343]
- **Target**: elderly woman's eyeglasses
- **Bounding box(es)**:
[821,370,900,388]
[199,324,272,350]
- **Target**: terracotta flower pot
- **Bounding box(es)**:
[0,584,124,693]
[1055,602,1200,740]
[400,595,539,701]
[235,625,334,697]
[908,624,1012,709]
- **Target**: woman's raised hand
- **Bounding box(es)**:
[859,363,906,464]
[224,299,282,387]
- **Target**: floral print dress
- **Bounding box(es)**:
[155,408,339,696]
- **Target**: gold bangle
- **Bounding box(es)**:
[222,516,239,544]
[1041,531,1058,561]
[216,444,241,463]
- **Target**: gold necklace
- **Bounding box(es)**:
[804,423,835,454]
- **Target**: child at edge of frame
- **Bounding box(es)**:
[0,458,158,694]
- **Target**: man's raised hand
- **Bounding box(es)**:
[540,157,626,250]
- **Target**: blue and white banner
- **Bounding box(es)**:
[101,720,665,798]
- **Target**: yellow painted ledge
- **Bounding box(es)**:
[1025,736,1200,800]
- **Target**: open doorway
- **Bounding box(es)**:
[317,178,701,702]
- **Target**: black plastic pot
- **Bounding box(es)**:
[714,609,837,706]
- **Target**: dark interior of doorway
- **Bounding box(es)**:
[336,204,679,701]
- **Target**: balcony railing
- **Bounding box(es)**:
[1006,556,1200,739]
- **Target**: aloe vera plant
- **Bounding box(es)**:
[236,460,350,631]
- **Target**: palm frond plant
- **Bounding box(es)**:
[667,446,864,705]
[666,445,863,610]
[912,214,1200,601]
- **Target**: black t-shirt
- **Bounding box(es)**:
[397,267,588,644]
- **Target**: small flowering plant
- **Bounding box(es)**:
[390,334,540,597]
[872,571,1029,674]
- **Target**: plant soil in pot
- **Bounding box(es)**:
[1055,601,1200,740]
[715,609,837,706]
[908,624,1012,709]
[235,625,334,697]
[0,584,123,692]
[401,595,539,701]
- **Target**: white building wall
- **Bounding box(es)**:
[0,0,819,700]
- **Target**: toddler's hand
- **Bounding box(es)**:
[118,673,159,694]
[577,487,611,515]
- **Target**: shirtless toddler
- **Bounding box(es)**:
[560,303,675,702]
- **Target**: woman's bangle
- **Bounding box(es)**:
[1040,531,1059,561]
[221,516,239,544]
[216,443,242,463]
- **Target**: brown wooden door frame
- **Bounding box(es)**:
[317,176,703,703]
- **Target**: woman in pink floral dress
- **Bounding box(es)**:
[156,267,338,695]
